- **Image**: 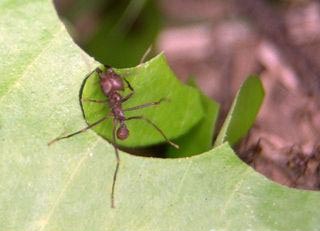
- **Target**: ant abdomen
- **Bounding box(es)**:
[117,124,129,140]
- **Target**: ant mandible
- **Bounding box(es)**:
[49,65,179,208]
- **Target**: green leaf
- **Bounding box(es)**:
[215,76,264,146]
[166,79,220,157]
[2,1,320,231]
[60,0,162,67]
[81,54,204,148]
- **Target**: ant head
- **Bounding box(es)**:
[98,68,124,94]
[97,68,115,80]
[117,124,129,140]
[106,67,115,74]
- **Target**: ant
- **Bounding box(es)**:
[49,65,179,208]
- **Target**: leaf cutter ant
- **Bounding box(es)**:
[49,66,179,208]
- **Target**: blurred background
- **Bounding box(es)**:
[54,0,320,190]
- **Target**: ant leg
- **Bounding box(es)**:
[86,67,101,76]
[123,78,134,92]
[85,66,104,77]
[48,116,110,146]
[123,98,167,112]
[95,67,103,74]
[121,79,135,103]
[81,98,108,104]
[111,119,120,208]
[80,67,109,104]
[121,92,134,103]
[125,116,179,149]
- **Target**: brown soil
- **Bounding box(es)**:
[158,0,320,190]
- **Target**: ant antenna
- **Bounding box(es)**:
[140,45,152,64]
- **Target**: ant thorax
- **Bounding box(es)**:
[111,100,125,121]
[109,92,122,106]
[99,69,124,95]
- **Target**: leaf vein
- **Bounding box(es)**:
[38,139,100,231]
[219,168,251,220]
[0,25,64,104]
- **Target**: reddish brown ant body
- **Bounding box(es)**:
[49,66,178,208]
